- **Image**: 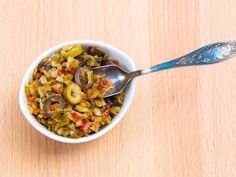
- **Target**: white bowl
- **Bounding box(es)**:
[19,40,136,143]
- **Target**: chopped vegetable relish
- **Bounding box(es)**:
[25,45,125,138]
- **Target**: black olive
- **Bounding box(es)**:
[74,68,93,90]
[45,65,52,71]
[38,60,51,71]
[105,97,119,107]
[44,95,65,115]
[37,60,45,69]
[87,46,105,56]
[101,59,113,66]
[76,56,87,67]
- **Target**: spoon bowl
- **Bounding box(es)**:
[94,41,236,97]
[93,65,130,97]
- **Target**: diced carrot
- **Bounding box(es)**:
[33,107,40,115]
[28,96,36,103]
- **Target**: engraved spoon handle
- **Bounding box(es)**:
[129,41,236,77]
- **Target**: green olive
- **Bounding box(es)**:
[61,44,83,58]
[63,83,82,105]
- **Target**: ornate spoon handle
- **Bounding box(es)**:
[130,41,236,77]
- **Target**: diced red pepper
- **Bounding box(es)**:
[71,112,82,122]
[97,80,109,89]
[104,108,110,115]
[57,69,67,76]
[75,120,83,127]
[42,113,48,118]
[80,122,92,131]
[112,60,120,65]
[68,66,75,73]
[104,108,110,113]
[71,112,85,127]
[49,103,60,110]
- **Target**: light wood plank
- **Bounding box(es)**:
[0,0,235,177]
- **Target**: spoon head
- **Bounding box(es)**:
[92,65,130,97]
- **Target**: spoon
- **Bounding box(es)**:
[93,41,236,97]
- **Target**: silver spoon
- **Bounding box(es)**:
[93,41,236,97]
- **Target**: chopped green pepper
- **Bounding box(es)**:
[61,44,83,58]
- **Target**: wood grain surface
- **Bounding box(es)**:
[0,0,235,177]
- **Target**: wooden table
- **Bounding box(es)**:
[0,0,235,177]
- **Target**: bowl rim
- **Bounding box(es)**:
[19,40,136,143]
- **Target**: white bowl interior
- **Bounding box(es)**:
[19,40,136,143]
